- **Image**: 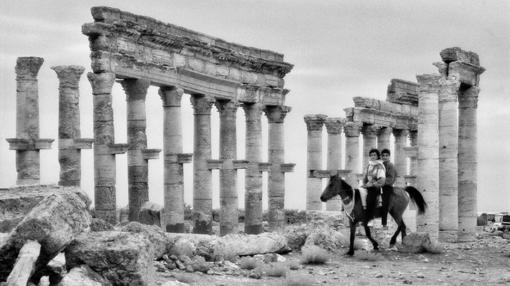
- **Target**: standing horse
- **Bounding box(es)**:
[320,175,427,256]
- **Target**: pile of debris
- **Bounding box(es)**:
[0,185,291,285]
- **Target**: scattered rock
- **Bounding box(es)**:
[57,265,111,286]
[120,221,169,259]
[89,218,113,232]
[282,224,310,250]
[65,231,155,286]
[305,211,345,230]
[160,281,190,286]
[304,227,347,252]
[397,233,432,253]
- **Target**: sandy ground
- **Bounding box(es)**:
[156,231,510,286]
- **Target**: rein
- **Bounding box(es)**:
[340,185,355,222]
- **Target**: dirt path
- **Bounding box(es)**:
[156,233,510,285]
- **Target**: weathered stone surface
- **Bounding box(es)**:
[353,96,418,117]
[58,265,111,286]
[0,185,90,233]
[120,221,169,259]
[6,240,41,286]
[90,218,114,232]
[0,191,91,281]
[386,79,419,106]
[397,232,433,253]
[138,201,162,227]
[283,225,310,250]
[305,211,345,230]
[304,227,348,252]
[65,231,155,286]
[161,281,189,286]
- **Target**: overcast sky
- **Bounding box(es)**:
[1,0,509,213]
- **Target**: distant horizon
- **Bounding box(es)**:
[1,0,509,213]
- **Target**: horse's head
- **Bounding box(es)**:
[320,174,352,202]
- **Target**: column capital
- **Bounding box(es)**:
[361,124,380,137]
[190,95,215,115]
[215,100,239,115]
[264,105,291,123]
[392,128,409,138]
[242,103,264,121]
[409,130,418,145]
[51,65,85,88]
[416,74,441,94]
[159,86,184,107]
[304,114,327,131]
[433,62,448,77]
[438,77,460,103]
[16,57,44,80]
[459,86,479,109]
[343,121,362,137]
[87,72,115,94]
[121,78,151,101]
[324,117,345,134]
[377,126,393,137]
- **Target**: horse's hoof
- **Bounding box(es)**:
[345,250,354,256]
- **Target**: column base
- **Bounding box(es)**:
[193,216,213,235]
[245,224,263,235]
[439,230,458,242]
[94,209,117,225]
[166,223,185,233]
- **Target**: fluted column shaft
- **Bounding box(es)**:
[438,78,459,242]
[458,86,479,242]
[344,122,362,187]
[377,127,392,152]
[89,72,117,224]
[265,105,290,230]
[409,130,418,178]
[160,86,187,232]
[304,114,327,210]
[362,125,379,168]
[243,103,264,234]
[14,57,44,185]
[393,129,409,187]
[416,74,441,241]
[191,95,215,234]
[216,100,239,235]
[53,65,87,186]
[325,118,343,211]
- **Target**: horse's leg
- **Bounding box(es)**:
[389,212,402,247]
[363,221,379,251]
[400,221,407,241]
[347,220,356,256]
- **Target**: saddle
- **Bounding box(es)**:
[358,187,382,209]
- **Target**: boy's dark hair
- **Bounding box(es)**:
[381,149,391,156]
[368,148,380,159]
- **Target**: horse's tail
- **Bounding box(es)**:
[404,186,427,215]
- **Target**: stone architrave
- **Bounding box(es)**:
[89,72,127,224]
[416,74,441,241]
[215,100,239,235]
[361,124,379,168]
[243,103,264,234]
[264,105,291,230]
[438,77,460,242]
[6,57,53,185]
[457,86,480,242]
[53,65,93,187]
[343,122,362,187]
[392,128,409,187]
[160,86,190,232]
[304,114,327,210]
[122,78,151,222]
[324,117,344,211]
[190,95,215,234]
[377,126,392,152]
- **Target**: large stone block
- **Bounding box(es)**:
[0,190,91,281]
[138,201,162,227]
[65,231,155,286]
[120,221,169,259]
[58,265,111,286]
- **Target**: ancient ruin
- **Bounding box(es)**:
[304,47,484,242]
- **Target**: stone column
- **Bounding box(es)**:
[407,130,418,185]
[304,114,327,210]
[377,127,392,152]
[243,103,264,234]
[324,117,344,211]
[7,57,53,185]
[265,105,291,230]
[190,95,215,234]
[392,128,409,187]
[53,65,93,186]
[416,74,441,241]
[89,72,127,224]
[344,122,362,187]
[458,86,479,242]
[122,79,151,222]
[216,100,239,235]
[362,124,379,168]
[438,77,460,242]
[160,86,191,232]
